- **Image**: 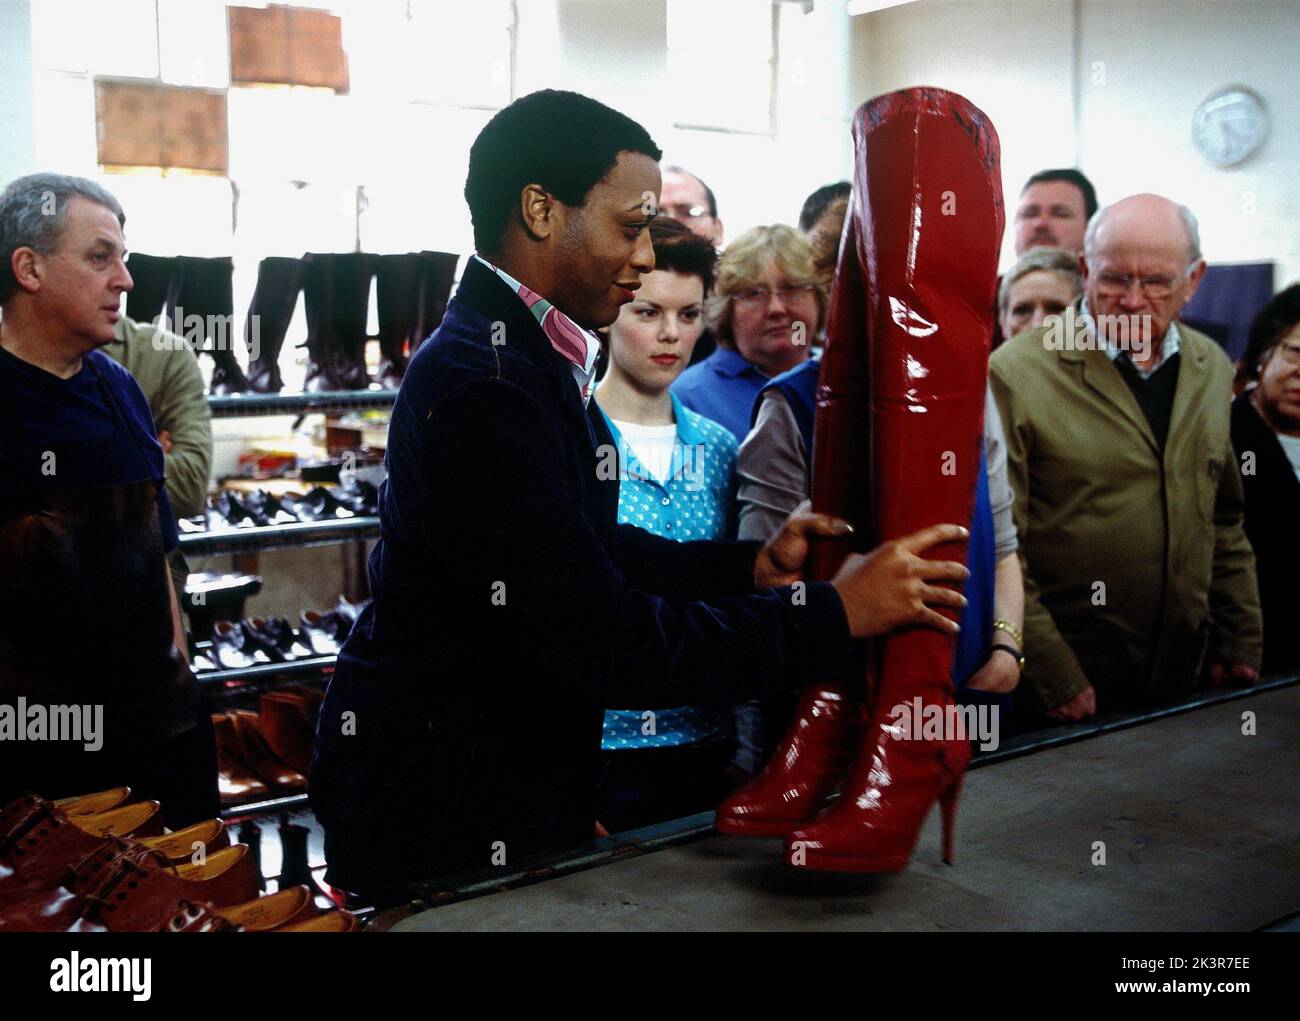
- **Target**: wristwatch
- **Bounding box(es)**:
[990,642,1025,672]
[992,618,1024,647]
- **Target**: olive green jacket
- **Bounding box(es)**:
[989,319,1262,713]
[103,315,213,520]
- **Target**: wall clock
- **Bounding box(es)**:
[1192,85,1269,167]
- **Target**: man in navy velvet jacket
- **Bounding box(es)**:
[310,90,970,904]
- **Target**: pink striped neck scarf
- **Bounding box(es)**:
[474,255,601,406]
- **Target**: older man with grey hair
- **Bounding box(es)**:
[0,172,217,824]
[990,193,1261,724]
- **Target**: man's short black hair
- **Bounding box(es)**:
[798,181,851,233]
[1020,168,1098,220]
[465,89,663,254]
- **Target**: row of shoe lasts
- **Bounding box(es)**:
[213,688,322,805]
[178,480,379,534]
[0,789,356,932]
[197,595,367,672]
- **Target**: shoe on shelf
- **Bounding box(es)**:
[299,611,343,656]
[158,884,319,932]
[283,487,355,522]
[276,909,360,932]
[211,619,268,671]
[228,710,307,793]
[243,490,300,526]
[212,490,266,529]
[1,788,131,839]
[336,479,379,516]
[0,800,163,899]
[334,594,371,624]
[65,844,259,933]
[212,713,271,806]
[245,617,313,661]
[0,820,229,930]
[258,687,323,778]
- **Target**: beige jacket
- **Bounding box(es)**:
[989,319,1261,713]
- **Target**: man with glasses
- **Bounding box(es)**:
[989,193,1262,724]
[659,165,724,247]
[660,165,724,365]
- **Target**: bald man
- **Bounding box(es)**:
[990,194,1262,723]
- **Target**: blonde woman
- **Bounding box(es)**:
[672,224,825,442]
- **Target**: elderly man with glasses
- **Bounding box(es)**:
[989,193,1262,724]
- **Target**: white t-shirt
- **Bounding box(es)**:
[1276,431,1300,482]
[612,419,678,485]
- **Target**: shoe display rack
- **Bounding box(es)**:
[180,390,397,555]
[185,395,391,820]
[207,388,399,419]
[180,516,380,556]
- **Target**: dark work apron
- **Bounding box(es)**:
[0,353,209,809]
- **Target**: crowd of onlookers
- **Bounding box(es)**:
[2,147,1295,839]
[581,161,1296,825]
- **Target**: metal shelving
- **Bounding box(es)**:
[207,389,398,418]
[179,515,380,555]
[196,653,338,689]
[220,791,311,821]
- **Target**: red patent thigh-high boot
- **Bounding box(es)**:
[715,196,877,838]
[785,88,1003,872]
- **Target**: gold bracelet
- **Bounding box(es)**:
[992,618,1023,647]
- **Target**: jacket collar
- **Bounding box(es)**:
[1052,301,1209,459]
[453,256,598,441]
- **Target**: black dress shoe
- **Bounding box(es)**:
[212,620,267,670]
[336,480,379,516]
[334,595,371,624]
[245,617,312,661]
[299,611,343,656]
[244,490,299,525]
[284,487,354,522]
[213,491,267,528]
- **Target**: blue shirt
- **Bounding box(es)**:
[0,345,178,550]
[598,395,737,749]
[671,346,773,444]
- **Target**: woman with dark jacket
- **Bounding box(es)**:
[1230,284,1300,675]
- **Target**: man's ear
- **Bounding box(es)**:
[9,247,42,295]
[1181,258,1207,307]
[712,218,724,248]
[520,183,557,241]
[1076,251,1090,287]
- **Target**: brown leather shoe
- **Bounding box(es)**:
[229,710,307,793]
[259,687,321,777]
[1,790,138,847]
[52,787,133,816]
[65,844,259,932]
[0,801,163,897]
[1,788,133,840]
[212,712,270,805]
[158,885,318,932]
[277,908,360,932]
[0,819,229,931]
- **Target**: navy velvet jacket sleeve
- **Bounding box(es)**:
[610,525,761,602]
[419,377,854,710]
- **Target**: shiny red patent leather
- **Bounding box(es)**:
[788,87,1003,872]
[717,88,1003,871]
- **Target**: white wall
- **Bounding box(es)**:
[1074,0,1300,286]
[0,0,36,188]
[850,0,1300,284]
